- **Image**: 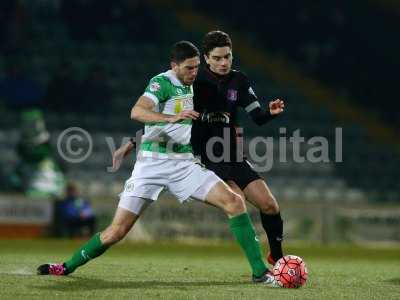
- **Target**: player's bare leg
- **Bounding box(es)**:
[100,207,140,246]
[243,179,279,214]
[204,181,246,217]
[243,179,283,264]
[37,204,145,275]
[200,181,277,286]
[225,180,246,205]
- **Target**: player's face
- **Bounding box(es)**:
[172,56,200,85]
[205,46,233,75]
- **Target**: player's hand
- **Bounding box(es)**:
[168,110,200,123]
[111,142,134,171]
[269,99,285,115]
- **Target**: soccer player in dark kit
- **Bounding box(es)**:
[191,30,285,265]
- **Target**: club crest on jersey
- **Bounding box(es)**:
[149,82,160,92]
[227,89,238,102]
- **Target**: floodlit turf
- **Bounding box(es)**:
[0,239,399,299]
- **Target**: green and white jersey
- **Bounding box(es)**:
[140,70,194,159]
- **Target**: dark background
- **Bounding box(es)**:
[0,0,399,204]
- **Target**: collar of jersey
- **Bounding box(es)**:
[165,70,185,87]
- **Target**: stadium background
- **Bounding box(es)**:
[0,0,399,245]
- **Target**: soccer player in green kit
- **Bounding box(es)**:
[37,41,278,286]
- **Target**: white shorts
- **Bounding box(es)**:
[118,157,222,214]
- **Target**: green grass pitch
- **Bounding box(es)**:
[0,240,399,299]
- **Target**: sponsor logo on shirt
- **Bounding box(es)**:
[175,99,184,113]
[202,112,230,124]
[227,89,238,102]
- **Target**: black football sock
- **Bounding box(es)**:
[260,212,283,261]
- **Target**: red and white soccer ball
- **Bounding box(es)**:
[272,255,308,288]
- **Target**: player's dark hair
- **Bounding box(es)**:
[170,41,200,64]
[202,30,232,57]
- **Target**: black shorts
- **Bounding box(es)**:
[203,160,261,190]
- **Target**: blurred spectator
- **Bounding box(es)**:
[12,109,66,198]
[55,182,96,238]
[44,62,80,113]
[80,65,112,115]
[0,62,45,110]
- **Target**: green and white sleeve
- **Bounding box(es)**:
[143,76,170,105]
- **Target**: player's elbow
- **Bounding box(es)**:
[130,106,140,121]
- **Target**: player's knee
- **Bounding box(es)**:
[224,192,246,215]
[259,195,280,214]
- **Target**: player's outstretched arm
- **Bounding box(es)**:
[247,99,285,126]
[167,110,200,123]
[131,96,199,124]
[111,139,134,172]
[131,96,170,123]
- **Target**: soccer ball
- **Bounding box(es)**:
[272,255,308,288]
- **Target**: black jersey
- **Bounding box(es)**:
[192,66,264,162]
